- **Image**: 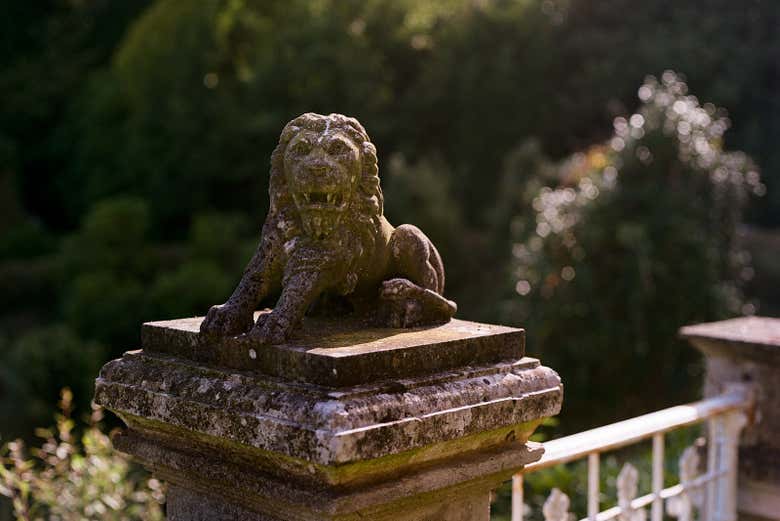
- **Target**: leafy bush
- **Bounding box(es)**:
[62,197,152,277]
[0,327,105,439]
[149,261,232,320]
[2,0,779,444]
[0,389,164,521]
[59,197,155,349]
[382,154,471,283]
[506,72,763,428]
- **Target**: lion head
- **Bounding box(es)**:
[269,113,382,238]
[268,113,383,291]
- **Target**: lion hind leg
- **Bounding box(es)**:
[382,224,456,327]
[388,224,445,293]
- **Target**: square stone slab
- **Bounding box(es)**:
[141,311,524,387]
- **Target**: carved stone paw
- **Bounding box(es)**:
[380,278,430,327]
[243,312,288,345]
[200,303,253,336]
[380,278,422,300]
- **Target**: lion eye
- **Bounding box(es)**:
[291,141,311,155]
[328,141,350,155]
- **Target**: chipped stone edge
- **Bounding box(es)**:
[94,353,562,467]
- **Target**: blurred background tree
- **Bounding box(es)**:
[1,0,778,450]
[504,72,763,427]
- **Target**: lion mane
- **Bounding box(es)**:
[266,113,384,293]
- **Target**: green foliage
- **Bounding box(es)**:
[65,0,447,234]
[59,198,154,348]
[0,220,55,261]
[0,0,153,230]
[506,73,762,428]
[150,212,254,318]
[56,199,259,351]
[383,155,465,263]
[63,272,147,350]
[0,389,164,521]
[150,261,232,320]
[0,327,104,440]
[1,0,777,467]
[63,197,152,276]
[188,212,254,269]
[9,0,777,318]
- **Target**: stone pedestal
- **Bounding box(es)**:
[95,313,562,520]
[680,316,780,521]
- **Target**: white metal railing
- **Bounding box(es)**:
[512,385,753,521]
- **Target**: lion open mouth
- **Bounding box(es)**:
[293,190,350,240]
[294,191,347,209]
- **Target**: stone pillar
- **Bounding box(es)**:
[95,314,562,520]
[680,316,780,521]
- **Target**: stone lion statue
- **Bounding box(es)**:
[200,113,457,344]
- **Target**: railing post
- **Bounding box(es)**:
[651,434,664,521]
[713,411,748,521]
[704,416,721,521]
[588,452,600,520]
[681,316,780,521]
[512,474,524,521]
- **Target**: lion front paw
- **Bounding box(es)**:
[379,279,426,327]
[200,303,253,337]
[243,312,289,345]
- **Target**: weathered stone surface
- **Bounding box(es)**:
[142,312,524,387]
[680,316,780,365]
[96,314,561,520]
[95,350,558,476]
[119,428,542,520]
[200,113,457,345]
[681,316,780,521]
[681,316,780,475]
[94,113,564,518]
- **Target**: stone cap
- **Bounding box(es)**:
[141,312,524,387]
[95,349,561,483]
[680,316,780,365]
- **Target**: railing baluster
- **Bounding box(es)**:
[667,445,703,521]
[588,452,600,520]
[651,434,664,521]
[511,389,752,521]
[617,463,646,521]
[716,411,747,521]
[705,417,720,521]
[543,488,571,521]
[512,473,524,521]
